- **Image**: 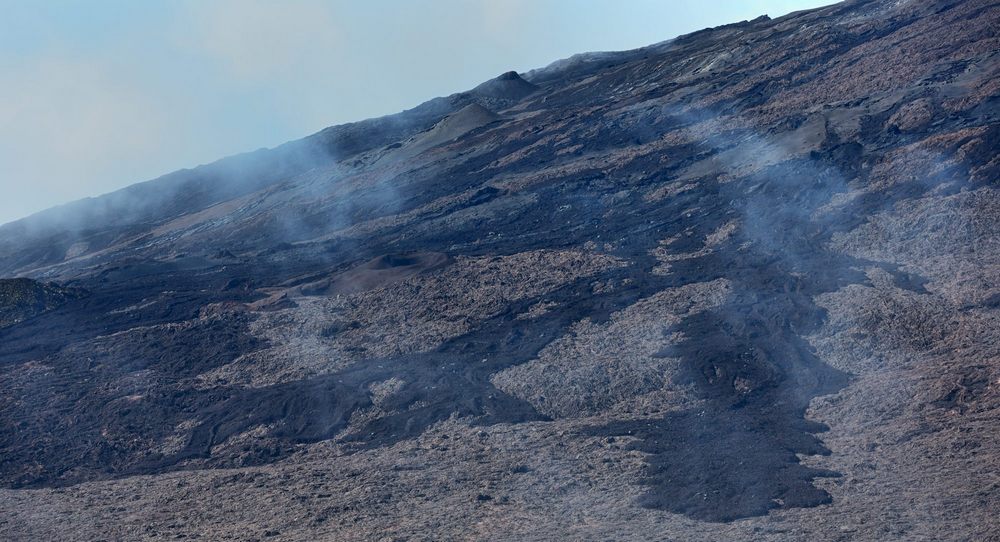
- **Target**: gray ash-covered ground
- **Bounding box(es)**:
[2,0,1000,539]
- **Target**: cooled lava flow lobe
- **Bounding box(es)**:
[591,151,931,521]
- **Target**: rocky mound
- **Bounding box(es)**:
[399,104,501,157]
[0,278,84,328]
[470,71,539,103]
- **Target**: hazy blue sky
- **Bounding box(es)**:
[0,0,830,225]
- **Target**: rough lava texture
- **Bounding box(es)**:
[0,279,85,329]
[1,0,999,539]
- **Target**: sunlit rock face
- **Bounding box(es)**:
[0,278,85,329]
[2,0,1000,539]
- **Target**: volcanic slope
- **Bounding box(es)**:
[2,0,1000,539]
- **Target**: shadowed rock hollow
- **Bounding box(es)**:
[1,0,999,540]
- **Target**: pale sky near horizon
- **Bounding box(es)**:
[0,0,830,225]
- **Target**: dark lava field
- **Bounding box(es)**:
[2,0,999,540]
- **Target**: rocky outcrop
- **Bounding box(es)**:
[0,278,84,329]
